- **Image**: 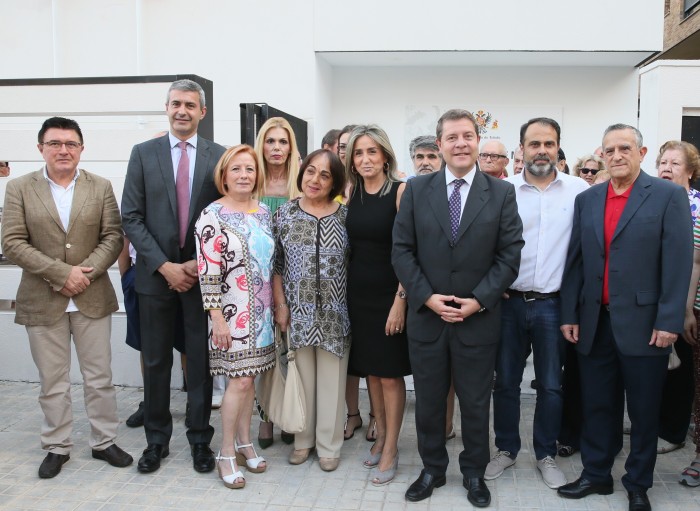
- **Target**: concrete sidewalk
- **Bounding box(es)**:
[0,380,698,510]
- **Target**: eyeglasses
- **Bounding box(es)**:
[478,153,507,160]
[41,141,82,150]
[579,167,600,175]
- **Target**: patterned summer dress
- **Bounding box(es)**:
[195,202,276,377]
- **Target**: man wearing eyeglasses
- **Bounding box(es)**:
[1,117,131,479]
[487,118,589,490]
[478,140,510,179]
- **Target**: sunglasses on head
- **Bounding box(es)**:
[579,167,599,175]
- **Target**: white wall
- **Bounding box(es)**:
[330,66,640,174]
[639,60,700,161]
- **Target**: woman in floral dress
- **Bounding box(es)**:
[195,144,275,489]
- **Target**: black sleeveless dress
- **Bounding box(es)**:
[347,181,412,377]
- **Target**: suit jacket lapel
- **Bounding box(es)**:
[190,138,210,222]
[612,172,652,241]
[427,170,453,242]
[156,135,178,220]
[456,170,489,242]
[30,170,65,232]
[591,183,607,250]
[66,171,88,234]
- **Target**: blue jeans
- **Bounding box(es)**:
[492,295,565,459]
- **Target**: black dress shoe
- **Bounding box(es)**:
[463,477,491,508]
[405,469,447,502]
[126,401,144,428]
[38,452,69,478]
[191,443,215,473]
[558,477,614,499]
[137,444,169,473]
[92,444,133,467]
[281,430,295,444]
[628,490,651,511]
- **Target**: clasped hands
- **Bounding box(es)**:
[426,293,481,323]
[159,260,198,292]
[58,265,93,297]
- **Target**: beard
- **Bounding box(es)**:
[525,158,556,177]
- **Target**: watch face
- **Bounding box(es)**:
[397,291,407,299]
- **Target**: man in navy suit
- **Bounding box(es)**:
[393,109,523,507]
[558,124,692,511]
[122,79,225,474]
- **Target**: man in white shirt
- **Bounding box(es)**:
[1,117,131,478]
[478,140,509,179]
[486,118,589,489]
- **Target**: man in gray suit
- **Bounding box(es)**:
[558,124,692,511]
[393,109,523,507]
[122,79,225,474]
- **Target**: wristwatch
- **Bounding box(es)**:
[396,290,407,299]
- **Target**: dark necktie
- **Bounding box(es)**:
[176,141,190,248]
[449,178,465,243]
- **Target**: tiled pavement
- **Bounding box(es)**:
[0,380,699,510]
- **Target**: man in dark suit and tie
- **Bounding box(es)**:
[122,79,225,474]
[558,124,692,511]
[392,109,523,507]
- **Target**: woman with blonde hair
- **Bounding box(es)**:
[254,117,301,214]
[572,154,605,186]
[346,125,411,486]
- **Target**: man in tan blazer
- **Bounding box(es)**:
[1,117,132,479]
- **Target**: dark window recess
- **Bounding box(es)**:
[685,0,700,15]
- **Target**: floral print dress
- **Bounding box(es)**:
[195,202,276,377]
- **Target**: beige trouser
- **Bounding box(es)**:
[294,346,349,458]
[26,312,118,454]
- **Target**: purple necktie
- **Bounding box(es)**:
[176,141,190,248]
[449,178,465,243]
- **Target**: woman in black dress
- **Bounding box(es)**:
[346,125,410,486]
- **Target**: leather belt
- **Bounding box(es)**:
[507,289,560,302]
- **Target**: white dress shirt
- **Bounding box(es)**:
[445,165,477,221]
[169,132,197,195]
[44,167,80,312]
[505,171,590,293]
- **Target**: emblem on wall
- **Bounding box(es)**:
[472,110,499,135]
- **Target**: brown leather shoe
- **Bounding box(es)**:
[92,444,133,467]
[38,452,70,478]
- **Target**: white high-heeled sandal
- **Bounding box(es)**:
[235,441,267,473]
[216,451,245,489]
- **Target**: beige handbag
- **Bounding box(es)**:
[668,344,681,370]
[258,326,306,433]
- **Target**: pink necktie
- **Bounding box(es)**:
[176,141,190,248]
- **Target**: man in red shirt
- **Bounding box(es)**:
[559,124,692,511]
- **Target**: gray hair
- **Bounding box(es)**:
[167,79,206,108]
[603,123,643,148]
[409,135,439,158]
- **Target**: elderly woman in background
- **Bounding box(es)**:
[253,116,301,448]
[572,154,605,186]
[273,149,350,472]
[195,145,275,489]
[657,140,700,222]
[346,125,410,486]
[655,141,700,459]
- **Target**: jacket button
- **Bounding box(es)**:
[66,243,71,249]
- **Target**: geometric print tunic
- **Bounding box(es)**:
[273,198,351,359]
[195,201,275,377]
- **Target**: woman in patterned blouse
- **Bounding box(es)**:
[272,149,350,472]
[195,145,275,489]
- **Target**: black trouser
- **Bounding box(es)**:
[658,338,694,444]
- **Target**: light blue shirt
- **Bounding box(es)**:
[444,165,476,221]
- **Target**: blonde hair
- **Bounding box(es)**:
[573,154,605,177]
[254,117,301,199]
[213,144,261,196]
[346,124,400,198]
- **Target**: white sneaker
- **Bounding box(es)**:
[537,456,567,489]
[484,450,516,480]
[211,394,223,409]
